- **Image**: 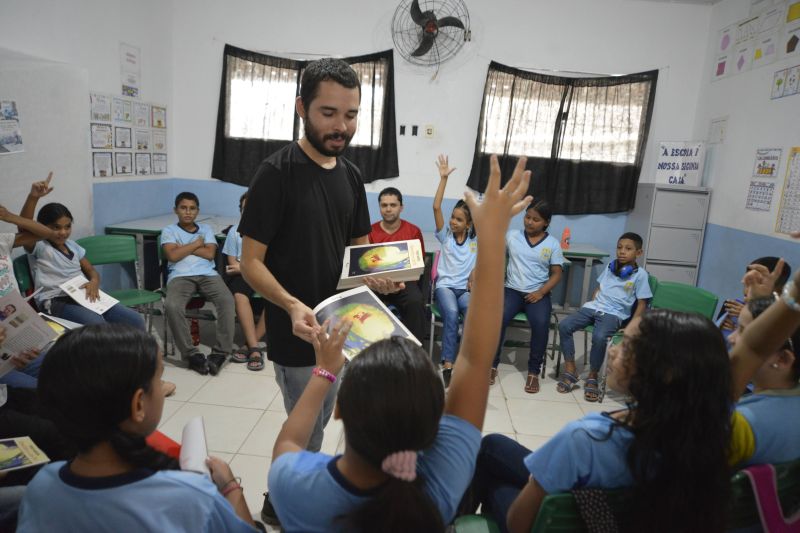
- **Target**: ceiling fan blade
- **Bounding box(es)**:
[436,16,465,29]
[409,0,427,27]
[411,32,436,56]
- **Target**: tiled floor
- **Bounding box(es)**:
[155,324,626,528]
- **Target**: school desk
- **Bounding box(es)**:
[562,244,610,310]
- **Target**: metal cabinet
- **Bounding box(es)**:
[624,183,710,285]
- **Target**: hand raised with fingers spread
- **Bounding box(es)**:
[30,172,54,198]
[742,258,785,299]
[463,154,533,237]
[436,154,456,180]
[311,318,351,376]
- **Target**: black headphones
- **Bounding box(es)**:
[608,260,637,280]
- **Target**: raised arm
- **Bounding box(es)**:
[240,236,317,343]
[0,206,57,248]
[730,264,800,401]
[19,172,54,223]
[446,155,532,429]
[433,154,456,232]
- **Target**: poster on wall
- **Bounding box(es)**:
[135,130,151,151]
[152,153,167,174]
[775,147,800,234]
[135,153,151,176]
[655,141,706,186]
[114,127,131,149]
[90,93,112,122]
[708,116,728,144]
[151,106,166,128]
[752,148,782,177]
[152,131,166,151]
[92,152,113,178]
[0,101,24,155]
[113,98,131,123]
[746,180,776,211]
[115,152,132,175]
[120,43,141,98]
[753,32,779,68]
[133,103,149,128]
[90,124,113,149]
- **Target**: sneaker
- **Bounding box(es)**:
[187,353,209,375]
[442,367,453,388]
[207,353,227,376]
[261,492,280,526]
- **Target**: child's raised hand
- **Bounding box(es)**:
[742,258,785,299]
[311,318,351,376]
[436,154,456,180]
[29,172,54,198]
[464,154,532,236]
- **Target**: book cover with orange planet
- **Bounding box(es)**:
[337,240,425,290]
[313,286,420,360]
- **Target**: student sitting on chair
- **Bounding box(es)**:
[490,200,563,393]
[161,192,235,376]
[556,232,651,402]
[26,202,145,331]
[222,192,266,371]
[728,296,800,467]
[368,187,427,343]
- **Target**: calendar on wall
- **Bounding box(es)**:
[746,181,776,211]
[775,147,800,233]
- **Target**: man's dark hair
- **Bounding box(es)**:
[378,187,403,205]
[751,256,792,292]
[174,192,199,208]
[619,232,644,250]
[300,58,360,109]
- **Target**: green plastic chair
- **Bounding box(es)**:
[650,280,719,320]
[76,235,161,332]
[12,254,33,296]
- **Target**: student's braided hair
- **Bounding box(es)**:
[38,324,179,471]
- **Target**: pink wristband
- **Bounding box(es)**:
[312,366,337,384]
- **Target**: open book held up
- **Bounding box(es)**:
[337,240,425,290]
[313,286,420,360]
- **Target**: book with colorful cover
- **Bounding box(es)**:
[313,286,420,360]
[0,437,50,473]
[337,240,425,290]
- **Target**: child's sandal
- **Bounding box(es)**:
[247,347,265,371]
[556,371,579,393]
[524,374,540,394]
[230,346,250,364]
[584,378,600,402]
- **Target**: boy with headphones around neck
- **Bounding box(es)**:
[556,232,652,401]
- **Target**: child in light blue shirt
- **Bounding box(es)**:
[432,155,476,384]
[556,232,651,401]
[161,192,235,376]
[492,201,564,393]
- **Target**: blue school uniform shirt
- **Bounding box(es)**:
[222,223,242,261]
[583,266,652,321]
[435,228,477,289]
[524,412,635,494]
[161,223,219,283]
[733,386,800,466]
[30,239,85,305]
[18,462,256,532]
[505,231,564,293]
[268,414,481,532]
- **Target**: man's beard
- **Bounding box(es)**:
[303,117,353,157]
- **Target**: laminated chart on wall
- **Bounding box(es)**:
[88,92,167,178]
[775,147,800,233]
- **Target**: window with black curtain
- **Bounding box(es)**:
[467,62,658,214]
[212,45,398,186]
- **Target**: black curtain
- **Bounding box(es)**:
[212,45,398,185]
[467,62,658,215]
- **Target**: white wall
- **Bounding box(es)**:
[170,0,713,197]
[694,0,800,242]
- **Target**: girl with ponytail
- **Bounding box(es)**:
[17,324,257,532]
[268,155,533,531]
